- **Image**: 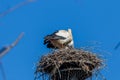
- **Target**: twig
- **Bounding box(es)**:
[0,0,36,17]
[0,62,6,80]
[0,32,24,58]
[114,41,120,50]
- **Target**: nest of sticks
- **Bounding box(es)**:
[35,48,104,80]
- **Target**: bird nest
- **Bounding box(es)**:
[35,48,104,80]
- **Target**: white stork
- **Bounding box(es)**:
[44,29,74,49]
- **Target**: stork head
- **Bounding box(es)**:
[68,28,73,39]
[68,28,72,34]
[67,28,74,48]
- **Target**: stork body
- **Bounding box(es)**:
[44,29,74,49]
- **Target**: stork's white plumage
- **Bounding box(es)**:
[44,29,74,49]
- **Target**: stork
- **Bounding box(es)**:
[44,29,74,49]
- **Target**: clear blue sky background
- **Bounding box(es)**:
[0,0,120,80]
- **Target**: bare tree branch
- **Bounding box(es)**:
[114,42,120,50]
[0,62,6,80]
[0,32,24,58]
[0,0,36,17]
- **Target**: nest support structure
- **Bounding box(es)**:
[35,48,104,80]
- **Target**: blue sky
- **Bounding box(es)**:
[0,0,120,80]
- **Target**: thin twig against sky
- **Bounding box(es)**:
[0,62,6,80]
[0,32,24,58]
[114,42,120,50]
[0,0,36,17]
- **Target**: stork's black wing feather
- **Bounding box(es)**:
[43,30,66,49]
[44,40,58,49]
[44,34,66,40]
[46,42,57,49]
